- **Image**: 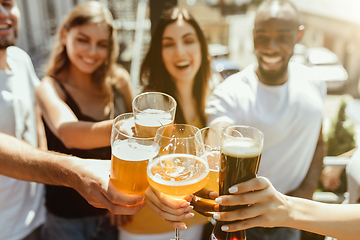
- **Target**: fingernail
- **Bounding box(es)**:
[221,226,229,231]
[180,202,190,208]
[180,224,188,230]
[229,186,238,193]
[215,197,222,204]
[185,212,195,219]
[213,213,220,219]
[185,206,194,212]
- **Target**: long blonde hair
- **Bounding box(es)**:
[45,1,118,87]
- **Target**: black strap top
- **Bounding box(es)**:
[43,80,124,218]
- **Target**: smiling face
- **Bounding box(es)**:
[0,0,19,49]
[62,22,110,75]
[253,2,302,85]
[161,17,202,86]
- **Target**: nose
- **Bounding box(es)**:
[266,38,280,52]
[88,43,97,56]
[175,42,186,56]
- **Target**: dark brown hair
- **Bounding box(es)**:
[139,7,211,126]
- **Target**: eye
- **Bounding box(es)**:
[162,41,174,48]
[254,35,269,44]
[76,38,88,43]
[2,0,13,7]
[277,35,293,44]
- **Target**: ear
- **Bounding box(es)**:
[296,25,305,43]
[60,28,68,46]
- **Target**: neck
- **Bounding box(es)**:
[174,80,194,101]
[255,66,289,86]
[0,49,9,71]
[65,64,93,87]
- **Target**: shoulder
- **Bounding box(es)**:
[212,64,257,95]
[289,62,327,97]
[112,65,131,87]
[7,46,32,63]
[37,76,66,100]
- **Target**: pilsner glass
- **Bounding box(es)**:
[211,125,264,240]
[147,124,209,240]
[110,113,162,197]
[132,92,176,138]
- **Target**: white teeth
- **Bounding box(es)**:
[82,57,95,64]
[0,25,9,30]
[175,61,190,67]
[262,56,281,64]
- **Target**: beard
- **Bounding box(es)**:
[258,61,289,85]
[0,32,17,50]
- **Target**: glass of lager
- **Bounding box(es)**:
[110,113,162,197]
[132,92,176,138]
[193,126,223,215]
[147,124,210,240]
[211,125,264,240]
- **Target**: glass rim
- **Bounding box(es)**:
[223,125,264,140]
[112,112,164,141]
[147,153,209,187]
[132,91,177,114]
[155,123,200,140]
[195,125,224,150]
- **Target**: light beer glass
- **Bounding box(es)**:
[132,92,176,138]
[211,125,264,240]
[110,113,162,197]
[147,124,209,240]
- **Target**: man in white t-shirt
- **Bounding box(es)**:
[0,1,46,239]
[206,1,326,240]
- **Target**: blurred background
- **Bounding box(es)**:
[15,1,360,239]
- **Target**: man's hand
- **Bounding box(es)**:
[71,159,146,215]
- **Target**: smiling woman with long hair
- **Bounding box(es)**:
[35,1,134,239]
[119,7,213,240]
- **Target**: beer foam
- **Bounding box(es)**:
[148,154,209,186]
[112,139,159,161]
[135,109,173,127]
[222,138,261,158]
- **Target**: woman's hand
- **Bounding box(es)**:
[144,186,195,229]
[212,177,291,232]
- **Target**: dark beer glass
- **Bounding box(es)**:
[211,125,264,240]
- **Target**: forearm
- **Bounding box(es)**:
[58,120,113,149]
[0,132,78,187]
[287,197,360,240]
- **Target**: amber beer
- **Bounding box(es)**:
[110,139,159,196]
[134,109,174,138]
[211,135,263,240]
[147,154,209,199]
[203,150,220,192]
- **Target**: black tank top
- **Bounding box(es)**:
[43,81,125,218]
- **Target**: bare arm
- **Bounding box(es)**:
[288,128,325,199]
[35,77,113,149]
[213,177,360,240]
[0,132,145,214]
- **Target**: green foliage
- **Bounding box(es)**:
[326,97,356,156]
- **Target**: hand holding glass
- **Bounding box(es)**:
[110,113,162,197]
[147,124,209,240]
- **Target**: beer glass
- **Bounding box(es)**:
[110,113,162,197]
[147,124,209,240]
[132,92,176,138]
[211,125,264,240]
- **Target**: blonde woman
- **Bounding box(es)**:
[35,1,135,239]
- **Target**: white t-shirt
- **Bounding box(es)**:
[0,46,45,240]
[206,62,326,194]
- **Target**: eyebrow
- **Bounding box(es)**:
[77,31,109,43]
[162,32,196,40]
